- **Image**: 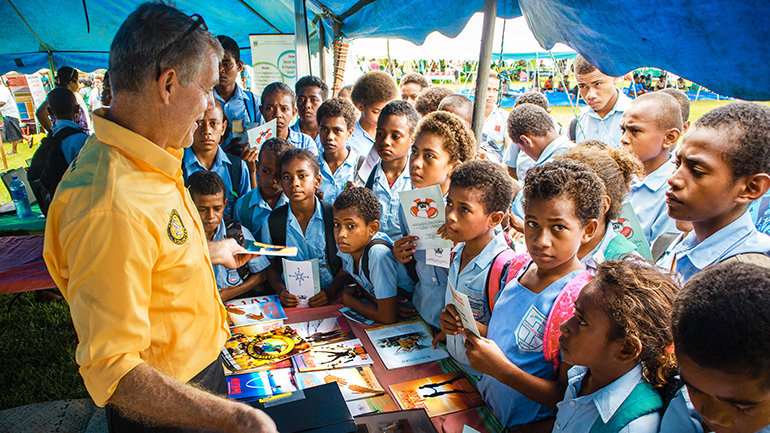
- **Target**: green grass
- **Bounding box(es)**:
[1,136,41,204]
[0,292,88,409]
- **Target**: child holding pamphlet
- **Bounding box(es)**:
[437,160,516,375]
[260,82,317,154]
[260,148,349,307]
[393,111,476,329]
[461,160,601,430]
[187,170,268,301]
[334,187,414,324]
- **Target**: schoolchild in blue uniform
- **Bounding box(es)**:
[437,160,516,374]
[348,71,399,159]
[260,82,317,155]
[557,143,644,274]
[317,98,361,204]
[392,111,477,329]
[183,101,250,223]
[620,92,683,243]
[461,160,603,430]
[551,260,678,433]
[365,101,418,240]
[261,149,348,307]
[507,103,574,219]
[656,102,770,282]
[292,75,328,146]
[663,262,770,433]
[214,36,262,149]
[233,138,292,237]
[46,88,89,164]
[334,187,414,324]
[187,170,268,302]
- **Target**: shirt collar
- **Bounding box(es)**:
[672,211,758,269]
[248,186,288,209]
[214,83,248,104]
[212,219,227,241]
[182,146,229,170]
[354,121,375,142]
[536,135,571,164]
[632,154,675,192]
[93,109,182,178]
[374,161,411,186]
[585,89,631,120]
[287,197,324,232]
[51,119,82,134]
[591,365,645,423]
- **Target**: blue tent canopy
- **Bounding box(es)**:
[1,0,767,100]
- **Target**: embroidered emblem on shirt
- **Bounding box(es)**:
[516,305,547,352]
[167,209,188,245]
[227,269,241,285]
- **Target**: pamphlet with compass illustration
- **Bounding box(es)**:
[282,258,321,308]
[224,295,287,327]
[222,325,311,373]
[292,338,373,372]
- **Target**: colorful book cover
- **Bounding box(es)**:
[389,372,484,417]
[613,202,654,261]
[347,394,400,417]
[365,320,448,370]
[292,338,373,372]
[355,409,438,433]
[295,366,384,401]
[226,368,296,401]
[288,316,355,346]
[236,241,298,257]
[224,295,287,327]
[340,306,374,325]
[222,325,311,373]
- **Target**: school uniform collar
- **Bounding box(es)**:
[582,89,632,119]
[248,186,287,210]
[632,154,675,192]
[287,128,306,144]
[320,147,359,174]
[290,121,301,133]
[51,119,83,134]
[671,211,758,269]
[354,120,375,143]
[374,161,411,188]
[451,232,509,277]
[536,135,572,165]
[182,145,230,171]
[214,83,250,105]
[92,108,182,178]
[582,222,617,270]
[287,196,324,235]
[566,364,645,423]
[212,219,227,241]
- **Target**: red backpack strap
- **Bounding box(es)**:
[543,271,592,372]
[486,251,530,312]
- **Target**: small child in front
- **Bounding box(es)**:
[552,259,679,433]
[187,170,268,301]
[621,92,683,243]
[438,160,516,373]
[260,82,317,154]
[462,160,603,430]
[657,102,770,282]
[317,98,360,203]
[661,261,770,433]
[334,187,414,324]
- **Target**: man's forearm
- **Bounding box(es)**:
[109,363,276,433]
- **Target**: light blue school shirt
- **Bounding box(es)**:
[369,161,412,239]
[553,365,660,433]
[260,198,335,289]
[502,116,561,180]
[339,232,414,300]
[233,186,288,237]
[319,148,360,204]
[656,211,770,282]
[575,90,632,147]
[214,84,262,147]
[182,147,251,221]
[348,120,375,157]
[51,119,89,164]
[287,128,319,155]
[291,121,324,154]
[445,233,510,373]
[628,156,678,243]
[511,135,574,218]
[749,189,770,235]
[211,220,270,289]
[659,386,704,433]
[478,261,582,429]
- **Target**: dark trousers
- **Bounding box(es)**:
[106,354,227,433]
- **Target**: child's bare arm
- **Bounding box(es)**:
[441,304,489,337]
[342,289,398,324]
[218,271,267,302]
[464,331,567,410]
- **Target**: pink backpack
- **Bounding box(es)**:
[485,251,592,371]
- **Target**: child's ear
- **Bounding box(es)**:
[663,128,680,150]
[616,335,643,363]
[581,218,600,244]
[488,210,505,228]
[355,103,365,113]
[738,173,770,204]
[368,220,380,236]
[237,60,244,72]
[292,105,298,117]
[223,197,228,206]
[314,172,322,189]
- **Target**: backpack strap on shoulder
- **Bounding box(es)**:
[364,165,378,190]
[320,200,341,276]
[268,204,289,274]
[225,153,244,200]
[361,238,393,282]
[543,271,592,371]
[723,252,770,268]
[589,382,663,433]
[485,251,529,315]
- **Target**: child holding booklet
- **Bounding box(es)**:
[334,187,414,324]
[393,111,476,329]
[437,160,516,374]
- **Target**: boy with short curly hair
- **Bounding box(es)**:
[316,98,360,203]
[414,87,454,117]
[400,72,430,105]
[292,75,329,140]
[349,71,399,157]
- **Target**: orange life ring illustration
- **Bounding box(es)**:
[410,198,439,219]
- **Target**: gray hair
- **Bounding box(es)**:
[109,3,223,95]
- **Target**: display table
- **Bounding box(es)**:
[0,234,56,294]
[283,305,504,433]
[0,204,46,235]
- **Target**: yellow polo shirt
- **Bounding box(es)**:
[43,110,229,407]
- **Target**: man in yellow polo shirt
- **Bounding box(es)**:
[43,4,277,433]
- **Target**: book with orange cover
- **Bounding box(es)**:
[389,372,484,417]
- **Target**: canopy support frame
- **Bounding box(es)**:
[471,0,497,149]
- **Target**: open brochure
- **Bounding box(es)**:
[365,319,447,370]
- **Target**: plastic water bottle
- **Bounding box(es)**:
[9,175,33,219]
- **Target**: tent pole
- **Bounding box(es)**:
[471,0,496,150]
[294,0,312,77]
[317,17,328,83]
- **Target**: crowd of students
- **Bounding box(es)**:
[39,42,770,433]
